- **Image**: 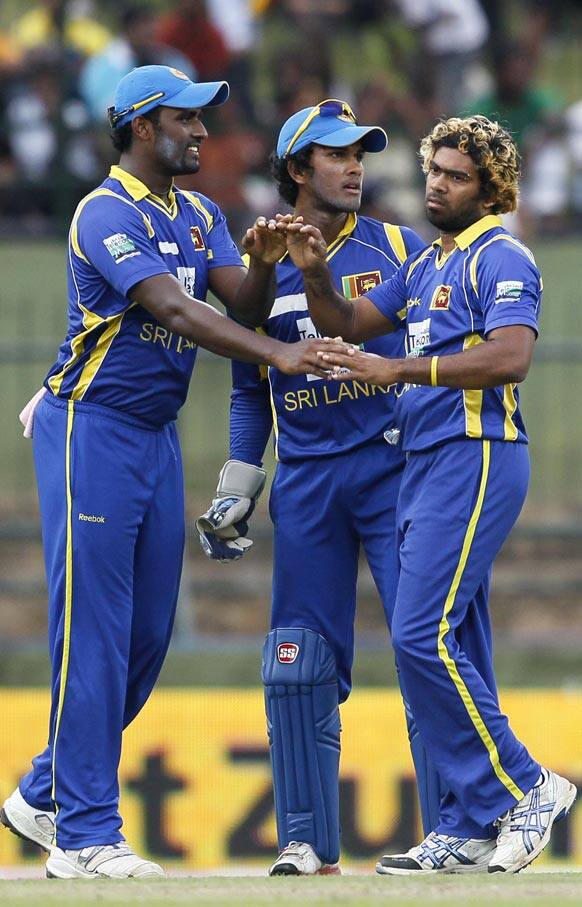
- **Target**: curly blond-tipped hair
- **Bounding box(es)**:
[419,116,521,214]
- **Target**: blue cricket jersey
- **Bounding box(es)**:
[365,215,542,452]
[45,165,243,426]
[230,214,425,464]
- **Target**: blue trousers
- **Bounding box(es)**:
[270,439,404,703]
[392,438,540,836]
[20,395,184,849]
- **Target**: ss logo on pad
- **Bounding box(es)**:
[277,643,299,664]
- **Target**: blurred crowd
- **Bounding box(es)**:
[0,0,581,241]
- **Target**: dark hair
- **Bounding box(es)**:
[110,106,161,153]
[270,146,313,207]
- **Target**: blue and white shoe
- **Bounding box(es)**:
[46,843,164,879]
[376,832,496,875]
[1,787,55,852]
[489,768,577,874]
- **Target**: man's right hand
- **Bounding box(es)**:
[273,338,351,376]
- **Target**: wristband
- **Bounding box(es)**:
[430,356,439,387]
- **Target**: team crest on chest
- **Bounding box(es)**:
[190,226,205,250]
[342,270,382,299]
[430,284,452,310]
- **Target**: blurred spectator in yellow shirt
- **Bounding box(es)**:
[12,0,110,60]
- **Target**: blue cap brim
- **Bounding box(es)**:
[165,80,230,110]
[312,124,387,153]
[116,80,229,127]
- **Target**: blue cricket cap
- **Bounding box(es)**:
[109,65,229,128]
[277,99,387,159]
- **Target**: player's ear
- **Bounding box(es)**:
[480,186,497,212]
[287,159,307,187]
[132,115,156,143]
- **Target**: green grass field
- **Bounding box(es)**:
[1,872,582,907]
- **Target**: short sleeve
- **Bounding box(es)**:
[204,200,244,270]
[474,240,542,337]
[75,195,169,298]
[364,264,408,330]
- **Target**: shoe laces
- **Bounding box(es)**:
[280,841,305,854]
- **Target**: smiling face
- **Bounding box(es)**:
[292,142,366,214]
[425,145,493,234]
[149,106,208,177]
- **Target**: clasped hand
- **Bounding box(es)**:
[243,214,327,269]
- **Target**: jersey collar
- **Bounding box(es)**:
[433,214,503,251]
[329,212,357,248]
[326,212,357,260]
[109,165,176,207]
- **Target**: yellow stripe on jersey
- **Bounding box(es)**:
[51,399,75,818]
[179,190,214,231]
[469,234,537,298]
[437,439,525,802]
[71,309,132,400]
[462,333,484,438]
[48,336,86,396]
[406,245,433,281]
[267,370,280,461]
[383,223,407,264]
[503,384,519,441]
[255,326,269,381]
[70,188,155,262]
[47,302,111,396]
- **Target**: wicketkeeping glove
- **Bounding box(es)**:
[195,460,267,563]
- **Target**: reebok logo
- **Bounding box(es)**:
[78,513,106,523]
[277,643,299,664]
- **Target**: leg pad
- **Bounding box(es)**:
[262,628,340,865]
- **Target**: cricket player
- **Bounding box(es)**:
[0,66,346,880]
[282,115,577,874]
[196,99,446,875]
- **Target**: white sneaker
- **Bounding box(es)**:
[376,832,496,875]
[46,843,165,879]
[1,787,55,852]
[489,768,577,874]
[268,841,341,876]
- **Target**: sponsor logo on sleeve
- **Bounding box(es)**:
[495,280,523,303]
[341,270,382,298]
[102,233,140,264]
[158,241,179,255]
[190,226,206,250]
[277,643,299,664]
[429,285,452,310]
